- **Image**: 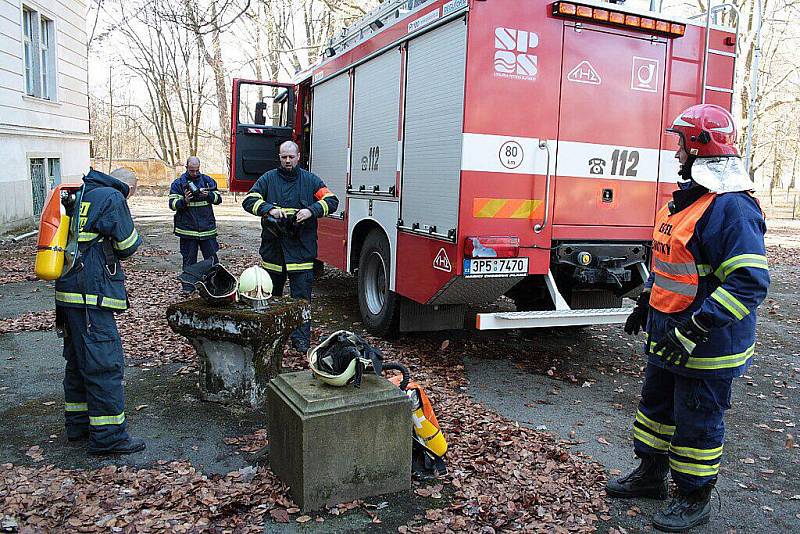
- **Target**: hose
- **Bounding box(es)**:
[381,362,410,390]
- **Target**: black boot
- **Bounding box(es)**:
[652,484,714,532]
[88,437,146,456]
[606,454,669,499]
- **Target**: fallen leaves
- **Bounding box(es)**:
[24,446,43,463]
[0,460,294,533]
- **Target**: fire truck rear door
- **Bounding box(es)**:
[229,79,296,192]
[554,27,667,228]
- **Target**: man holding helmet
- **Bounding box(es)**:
[54,168,145,456]
[168,156,222,291]
[608,104,770,532]
[242,141,338,353]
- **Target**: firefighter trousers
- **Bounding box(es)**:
[632,363,733,493]
[268,269,313,348]
[60,305,130,451]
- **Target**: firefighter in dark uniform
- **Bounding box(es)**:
[608,104,770,532]
[55,168,145,455]
[168,156,222,290]
[242,141,338,353]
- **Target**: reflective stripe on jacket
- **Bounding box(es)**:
[242,167,338,271]
[55,169,141,312]
[644,191,770,378]
[168,173,221,239]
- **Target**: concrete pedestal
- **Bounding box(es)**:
[268,371,412,511]
[166,298,310,408]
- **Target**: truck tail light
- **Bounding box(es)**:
[464,236,520,259]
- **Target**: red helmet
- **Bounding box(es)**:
[666,104,738,157]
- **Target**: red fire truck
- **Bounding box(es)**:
[229,0,741,336]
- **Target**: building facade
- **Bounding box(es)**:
[0,0,89,232]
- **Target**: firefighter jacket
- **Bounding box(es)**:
[168,173,222,239]
[644,190,770,378]
[55,169,141,312]
[241,167,338,272]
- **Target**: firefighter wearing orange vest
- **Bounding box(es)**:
[607,104,770,532]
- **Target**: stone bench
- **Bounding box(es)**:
[268,371,412,511]
[166,297,310,408]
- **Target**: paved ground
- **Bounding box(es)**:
[1,196,797,532]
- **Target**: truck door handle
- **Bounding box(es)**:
[534,140,551,234]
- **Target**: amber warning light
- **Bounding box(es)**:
[552,2,686,37]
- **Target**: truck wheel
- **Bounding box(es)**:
[357,230,399,336]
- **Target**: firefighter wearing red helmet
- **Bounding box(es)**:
[608,104,770,532]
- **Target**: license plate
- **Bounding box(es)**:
[463,257,529,278]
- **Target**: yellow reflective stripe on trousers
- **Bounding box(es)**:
[56,292,127,310]
[65,402,88,412]
[715,254,769,281]
[633,426,670,451]
[56,291,98,306]
[174,227,217,238]
[114,228,139,251]
[100,296,128,310]
[286,262,313,272]
[669,443,723,461]
[636,409,676,435]
[260,261,283,272]
[710,287,749,320]
[669,458,720,477]
[90,412,125,426]
[78,232,99,242]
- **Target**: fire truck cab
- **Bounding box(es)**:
[229,0,740,336]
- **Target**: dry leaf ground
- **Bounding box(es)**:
[0,197,797,532]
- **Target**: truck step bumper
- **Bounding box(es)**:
[476,307,633,330]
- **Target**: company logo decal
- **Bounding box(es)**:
[433,248,452,272]
[631,57,659,92]
[567,60,601,85]
[494,27,539,80]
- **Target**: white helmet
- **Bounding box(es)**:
[238,266,273,310]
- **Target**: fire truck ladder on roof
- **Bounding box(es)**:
[327,0,417,56]
[691,0,763,175]
[693,2,741,105]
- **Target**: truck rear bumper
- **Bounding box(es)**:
[475,307,632,330]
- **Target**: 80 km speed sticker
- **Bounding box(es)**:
[499,140,524,170]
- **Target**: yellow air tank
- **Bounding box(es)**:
[34,185,73,280]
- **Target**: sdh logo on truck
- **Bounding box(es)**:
[494,27,539,80]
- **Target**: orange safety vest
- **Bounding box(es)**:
[650,192,717,314]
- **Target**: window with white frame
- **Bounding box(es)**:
[21,6,56,100]
[47,157,61,188]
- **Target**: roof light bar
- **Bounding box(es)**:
[551,2,686,38]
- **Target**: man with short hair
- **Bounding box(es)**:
[168,157,222,290]
[242,141,338,353]
[55,167,145,455]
